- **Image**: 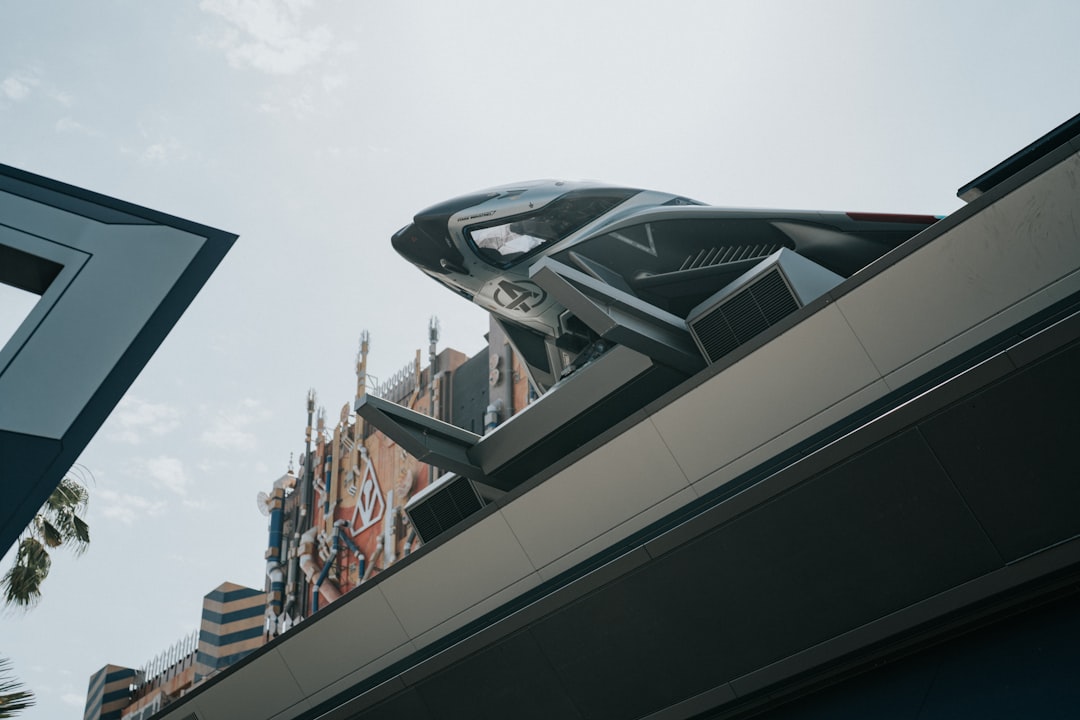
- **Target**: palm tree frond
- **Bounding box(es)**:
[13,538,49,574]
[1,563,44,609]
[3,470,90,610]
[47,478,88,513]
[37,519,63,549]
[0,656,36,717]
[72,515,91,550]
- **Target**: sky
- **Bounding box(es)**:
[1,1,1078,717]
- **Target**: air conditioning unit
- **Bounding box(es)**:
[405,473,504,544]
[687,249,843,364]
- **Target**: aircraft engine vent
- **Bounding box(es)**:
[406,473,486,544]
[688,249,843,364]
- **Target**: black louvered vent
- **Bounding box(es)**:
[689,269,799,363]
[406,475,485,543]
[679,243,782,271]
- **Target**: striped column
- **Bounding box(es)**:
[83,664,136,720]
[194,582,265,682]
[266,483,286,622]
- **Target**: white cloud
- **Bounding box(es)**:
[55,117,91,134]
[200,399,271,451]
[105,396,181,444]
[138,137,188,164]
[199,0,333,75]
[96,488,166,525]
[49,90,73,106]
[61,693,84,708]
[201,416,258,451]
[145,456,190,496]
[1,73,36,101]
[321,73,346,93]
[55,116,101,138]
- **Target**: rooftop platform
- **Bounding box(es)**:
[157,115,1080,720]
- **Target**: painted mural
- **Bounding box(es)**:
[260,319,532,636]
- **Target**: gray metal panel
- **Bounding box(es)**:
[301,645,417,713]
[0,166,235,555]
[529,257,704,374]
[691,378,890,497]
[410,572,543,651]
[651,303,881,483]
[375,510,537,639]
[919,341,1080,562]
[0,225,89,378]
[534,485,697,583]
[836,151,1080,383]
[877,287,1059,392]
[412,629,584,720]
[399,548,654,688]
[354,394,483,479]
[275,586,413,696]
[188,649,307,720]
[0,172,154,225]
[470,344,654,473]
[0,223,204,438]
[525,428,1001,720]
[1043,265,1080,303]
[500,417,691,572]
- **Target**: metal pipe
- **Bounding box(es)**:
[298,526,340,612]
[335,521,365,587]
[312,529,340,613]
[362,536,383,583]
[484,401,501,434]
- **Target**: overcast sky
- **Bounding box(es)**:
[2,2,1078,717]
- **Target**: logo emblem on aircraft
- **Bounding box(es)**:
[493,280,547,313]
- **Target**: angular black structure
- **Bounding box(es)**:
[0,164,236,555]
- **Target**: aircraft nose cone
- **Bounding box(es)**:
[391,222,467,276]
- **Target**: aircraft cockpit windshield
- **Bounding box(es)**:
[466,188,639,267]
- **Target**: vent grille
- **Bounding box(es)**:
[679,243,782,271]
[689,269,799,363]
[406,475,484,543]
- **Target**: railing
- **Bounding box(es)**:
[135,630,199,693]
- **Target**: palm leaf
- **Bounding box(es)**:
[2,539,50,609]
[3,470,90,610]
[1,564,43,609]
[36,519,63,549]
[72,515,90,549]
[0,657,35,718]
[46,478,88,513]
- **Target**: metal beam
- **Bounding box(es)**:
[529,257,706,375]
[353,393,484,480]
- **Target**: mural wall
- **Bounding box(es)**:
[261,318,532,635]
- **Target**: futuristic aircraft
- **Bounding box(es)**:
[392,180,937,392]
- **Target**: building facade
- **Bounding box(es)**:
[260,317,532,636]
[83,582,264,720]
[84,316,533,718]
